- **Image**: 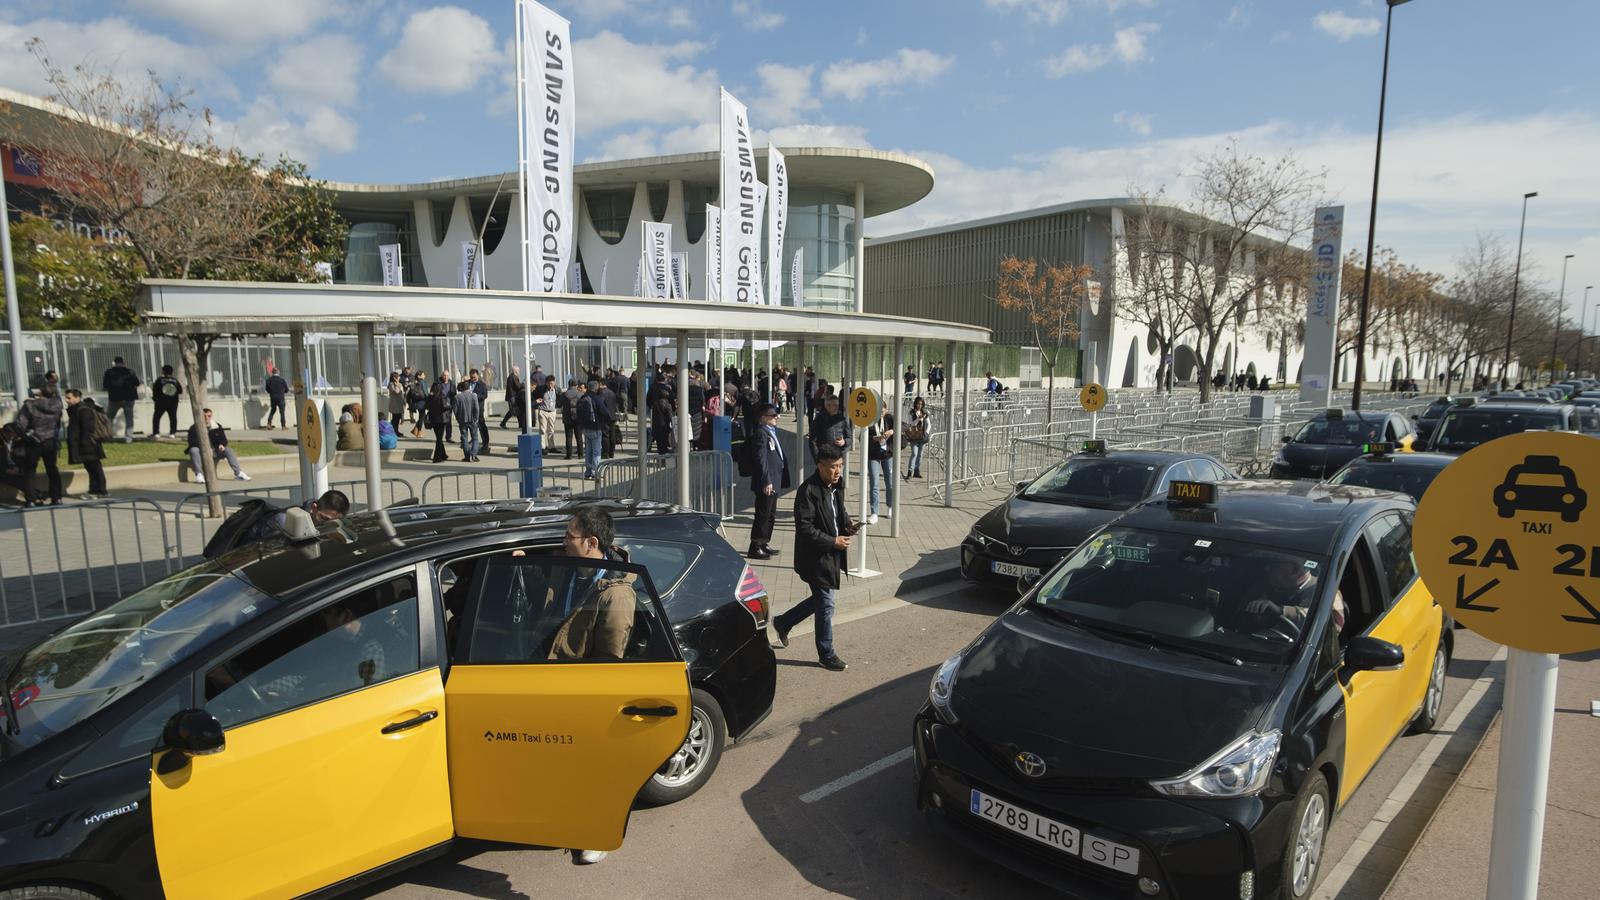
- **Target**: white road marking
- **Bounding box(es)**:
[800,746,915,804]
[1313,645,1508,899]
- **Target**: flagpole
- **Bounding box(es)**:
[514,0,529,292]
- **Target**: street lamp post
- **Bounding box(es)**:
[1351,0,1414,411]
[1585,288,1597,376]
[1550,254,1574,383]
[1499,191,1537,388]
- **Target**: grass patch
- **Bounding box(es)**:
[55,440,289,469]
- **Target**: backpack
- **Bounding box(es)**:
[377,420,399,450]
[90,408,115,443]
[203,499,283,559]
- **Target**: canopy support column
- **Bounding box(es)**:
[636,334,648,501]
[676,330,690,508]
[357,323,382,509]
[942,341,955,508]
[892,337,904,538]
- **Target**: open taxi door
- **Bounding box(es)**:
[443,555,689,850]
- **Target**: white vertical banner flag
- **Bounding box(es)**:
[670,252,688,299]
[378,243,403,286]
[705,205,724,301]
[765,144,788,308]
[460,240,485,289]
[599,258,609,294]
[569,261,583,293]
[633,256,643,297]
[719,88,760,303]
[516,0,574,292]
[642,221,673,298]
[749,182,767,305]
[790,245,804,307]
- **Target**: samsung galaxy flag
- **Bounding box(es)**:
[719,88,760,303]
[705,205,723,301]
[671,252,688,300]
[599,258,609,294]
[766,145,788,307]
[1301,206,1344,406]
[516,0,574,292]
[378,243,403,286]
[460,240,485,290]
[642,222,673,298]
[790,246,804,307]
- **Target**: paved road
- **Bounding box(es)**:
[358,580,1498,900]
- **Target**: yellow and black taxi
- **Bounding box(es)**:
[1270,408,1417,480]
[960,441,1237,585]
[914,480,1450,899]
[0,498,774,900]
[1325,443,1455,503]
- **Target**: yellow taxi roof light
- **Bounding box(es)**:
[1167,480,1217,505]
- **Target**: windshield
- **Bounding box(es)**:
[1293,418,1381,446]
[1327,463,1441,501]
[3,565,277,750]
[1021,457,1158,509]
[1029,527,1324,664]
[1422,400,1450,418]
[1431,409,1564,451]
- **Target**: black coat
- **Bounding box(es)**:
[868,414,896,462]
[66,403,105,464]
[812,412,852,454]
[750,424,791,494]
[793,471,852,589]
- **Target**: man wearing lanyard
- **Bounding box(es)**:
[747,403,791,559]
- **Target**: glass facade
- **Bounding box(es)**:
[342,213,425,286]
[585,188,633,245]
[787,188,856,310]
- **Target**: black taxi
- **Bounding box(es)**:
[914,480,1450,899]
[0,499,768,900]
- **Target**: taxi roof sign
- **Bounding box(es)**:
[1080,439,1108,454]
[1167,480,1216,505]
[1362,442,1396,456]
[1325,408,1344,419]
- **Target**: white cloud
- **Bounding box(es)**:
[126,0,338,45]
[268,36,363,107]
[732,1,786,31]
[0,16,228,99]
[590,121,874,162]
[984,0,1156,25]
[756,63,818,122]
[821,49,954,102]
[665,7,694,29]
[378,6,499,95]
[762,123,873,149]
[1313,11,1382,41]
[215,99,358,164]
[1113,110,1153,136]
[1046,23,1158,77]
[574,31,718,132]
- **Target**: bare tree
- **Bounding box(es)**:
[1116,193,1196,392]
[995,256,1092,421]
[1129,142,1324,402]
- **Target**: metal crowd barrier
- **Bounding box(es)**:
[0,498,175,630]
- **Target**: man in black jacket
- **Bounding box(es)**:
[101,356,141,441]
[747,403,790,559]
[263,367,290,430]
[770,442,852,671]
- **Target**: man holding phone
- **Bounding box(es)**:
[771,442,854,671]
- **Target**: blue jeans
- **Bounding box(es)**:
[776,581,838,657]
[459,422,479,458]
[583,428,603,476]
[107,399,136,437]
[906,441,926,475]
[868,458,892,514]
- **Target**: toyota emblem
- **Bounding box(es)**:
[1009,545,1026,558]
[1014,751,1046,778]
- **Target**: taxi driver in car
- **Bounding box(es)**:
[1242,556,1346,638]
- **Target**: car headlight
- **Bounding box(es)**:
[1272,451,1288,466]
[1150,730,1281,798]
[929,652,963,723]
[968,526,995,549]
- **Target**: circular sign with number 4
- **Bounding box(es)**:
[1414,431,1600,654]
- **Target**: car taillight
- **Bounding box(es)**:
[737,565,769,626]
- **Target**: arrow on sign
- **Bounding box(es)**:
[483,729,496,742]
[1562,585,1600,626]
[1455,574,1501,613]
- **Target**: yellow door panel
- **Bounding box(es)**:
[1339,585,1437,804]
[445,661,689,851]
[151,670,453,900]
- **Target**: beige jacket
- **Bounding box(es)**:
[542,551,637,661]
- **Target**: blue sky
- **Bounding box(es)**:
[3,0,1598,315]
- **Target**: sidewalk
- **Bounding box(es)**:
[1384,650,1600,899]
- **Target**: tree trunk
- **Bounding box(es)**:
[179,334,223,518]
[1045,358,1055,425]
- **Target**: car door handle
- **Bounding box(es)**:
[621,705,678,718]
[381,710,439,734]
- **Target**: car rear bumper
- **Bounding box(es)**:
[699,627,776,741]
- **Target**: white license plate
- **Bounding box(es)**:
[969,789,1140,875]
[992,561,1039,578]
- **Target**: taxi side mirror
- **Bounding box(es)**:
[1016,571,1042,596]
[1280,435,1292,444]
[162,708,225,758]
[1343,636,1405,673]
[1014,480,1030,495]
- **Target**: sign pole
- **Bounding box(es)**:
[1486,649,1560,900]
[1091,411,1098,441]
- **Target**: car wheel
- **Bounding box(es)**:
[1283,772,1330,900]
[1409,639,1449,734]
[637,688,726,807]
[0,886,105,900]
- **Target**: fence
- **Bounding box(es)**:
[0,498,174,630]
[169,478,416,569]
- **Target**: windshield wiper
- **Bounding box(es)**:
[1029,604,1242,666]
[0,656,19,736]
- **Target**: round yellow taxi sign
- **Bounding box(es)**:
[848,386,881,428]
[1414,431,1600,654]
[299,398,324,465]
[1079,382,1107,413]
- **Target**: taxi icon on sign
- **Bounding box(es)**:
[1494,455,1586,523]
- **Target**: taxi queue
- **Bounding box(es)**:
[0,383,1594,900]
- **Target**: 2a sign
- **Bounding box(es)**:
[1415,432,1600,654]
